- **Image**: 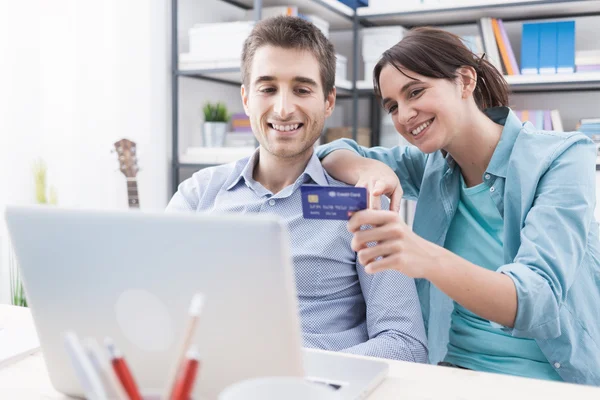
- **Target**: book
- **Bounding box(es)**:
[539,22,558,74]
[491,18,515,75]
[497,19,520,75]
[556,21,575,74]
[521,23,540,75]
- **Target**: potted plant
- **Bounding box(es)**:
[10,158,58,307]
[202,102,230,147]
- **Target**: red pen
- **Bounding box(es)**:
[170,346,200,400]
[105,337,143,400]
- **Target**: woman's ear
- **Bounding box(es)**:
[456,66,477,99]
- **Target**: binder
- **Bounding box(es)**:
[556,21,575,74]
[521,23,540,74]
[539,22,558,74]
[543,110,553,131]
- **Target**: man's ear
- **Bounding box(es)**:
[456,66,477,99]
[324,87,336,118]
[241,84,250,116]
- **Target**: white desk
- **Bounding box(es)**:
[1,305,599,400]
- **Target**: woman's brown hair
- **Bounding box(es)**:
[373,27,509,110]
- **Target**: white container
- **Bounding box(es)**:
[188,21,254,62]
[363,58,379,83]
[362,26,406,61]
[336,53,347,81]
[304,14,330,38]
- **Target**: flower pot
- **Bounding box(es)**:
[202,122,228,147]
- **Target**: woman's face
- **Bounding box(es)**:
[378,64,465,154]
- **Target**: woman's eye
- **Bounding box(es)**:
[387,105,398,114]
[409,89,423,98]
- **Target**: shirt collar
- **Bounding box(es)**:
[225,147,329,192]
[485,107,523,179]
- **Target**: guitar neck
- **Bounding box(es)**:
[126,178,140,208]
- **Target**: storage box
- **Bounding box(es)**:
[362,26,406,61]
[324,127,371,147]
[188,21,254,62]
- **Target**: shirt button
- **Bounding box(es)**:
[268,199,276,206]
[484,174,491,180]
[554,362,561,369]
[490,187,495,192]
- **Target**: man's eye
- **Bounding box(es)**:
[296,88,311,95]
[260,88,276,93]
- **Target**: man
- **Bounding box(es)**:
[167,16,427,362]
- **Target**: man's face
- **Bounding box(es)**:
[241,45,335,160]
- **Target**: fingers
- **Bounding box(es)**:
[350,222,404,252]
[364,253,403,274]
[347,209,401,233]
[356,241,402,266]
[389,187,403,213]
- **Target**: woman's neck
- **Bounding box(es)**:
[445,108,504,188]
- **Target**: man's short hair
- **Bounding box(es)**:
[241,16,336,98]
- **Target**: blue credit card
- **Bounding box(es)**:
[301,185,367,220]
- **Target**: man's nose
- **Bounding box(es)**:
[273,91,295,119]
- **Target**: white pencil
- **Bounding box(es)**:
[83,338,129,400]
[161,292,205,400]
[63,331,109,400]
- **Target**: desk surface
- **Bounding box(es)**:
[1,305,600,400]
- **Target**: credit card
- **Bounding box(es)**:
[301,185,367,220]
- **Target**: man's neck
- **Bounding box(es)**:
[253,147,314,194]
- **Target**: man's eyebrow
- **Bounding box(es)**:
[381,80,423,107]
[254,75,276,84]
[293,76,318,86]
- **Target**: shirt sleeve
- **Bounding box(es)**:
[340,198,429,362]
[495,138,597,339]
[315,139,428,201]
[166,168,214,212]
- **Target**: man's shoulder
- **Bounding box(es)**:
[184,157,248,188]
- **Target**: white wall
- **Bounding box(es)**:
[0,0,170,303]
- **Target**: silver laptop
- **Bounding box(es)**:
[5,206,388,399]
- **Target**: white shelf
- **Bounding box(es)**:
[348,73,600,93]
[358,0,600,26]
[222,0,354,29]
[178,63,355,92]
[179,147,256,166]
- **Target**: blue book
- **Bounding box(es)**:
[556,21,575,74]
[534,110,544,130]
[539,22,558,74]
[336,0,368,9]
[521,23,540,74]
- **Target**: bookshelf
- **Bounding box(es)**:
[357,0,600,27]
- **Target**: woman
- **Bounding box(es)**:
[317,27,600,385]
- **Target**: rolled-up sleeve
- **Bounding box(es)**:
[495,139,596,339]
[316,139,428,201]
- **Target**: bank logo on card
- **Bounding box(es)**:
[301,185,367,220]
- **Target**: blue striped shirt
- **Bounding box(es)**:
[167,149,428,362]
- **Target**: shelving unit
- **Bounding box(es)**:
[171,0,600,194]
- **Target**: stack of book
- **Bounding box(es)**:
[475,18,577,76]
[576,50,600,73]
[577,118,600,140]
[521,21,576,75]
[513,109,563,131]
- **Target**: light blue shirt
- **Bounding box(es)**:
[166,150,428,362]
[317,107,600,385]
[444,175,562,381]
